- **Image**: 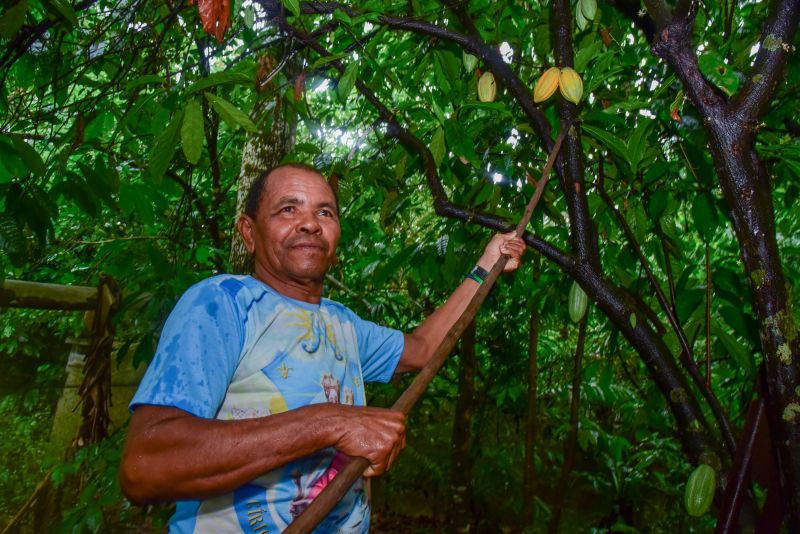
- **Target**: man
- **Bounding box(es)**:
[120,163,525,533]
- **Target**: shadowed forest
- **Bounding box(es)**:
[1,0,799,531]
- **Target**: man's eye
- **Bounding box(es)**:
[319,209,333,217]
[280,206,295,213]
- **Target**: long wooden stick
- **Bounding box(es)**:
[285,125,571,534]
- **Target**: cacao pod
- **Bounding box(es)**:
[576,7,589,31]
[463,52,478,73]
[559,67,584,105]
[580,0,597,20]
[477,71,496,102]
[533,67,560,103]
[568,281,588,323]
[684,464,716,517]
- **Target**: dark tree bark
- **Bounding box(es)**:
[446,320,477,533]
[648,0,800,524]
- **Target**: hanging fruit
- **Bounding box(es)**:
[580,0,597,21]
[684,464,716,517]
[463,52,479,73]
[558,67,584,105]
[533,67,561,103]
[477,71,497,102]
[568,281,588,323]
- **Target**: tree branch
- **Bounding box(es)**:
[551,0,600,269]
[734,0,800,124]
[650,14,729,121]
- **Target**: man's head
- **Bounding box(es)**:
[243,163,338,219]
[237,164,340,295]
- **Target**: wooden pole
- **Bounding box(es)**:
[0,280,98,310]
[285,124,571,534]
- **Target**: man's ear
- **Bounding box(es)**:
[236,215,257,254]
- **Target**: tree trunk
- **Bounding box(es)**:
[229,74,297,273]
[446,320,477,533]
[523,257,542,527]
[650,1,800,523]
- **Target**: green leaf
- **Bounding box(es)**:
[45,0,78,27]
[0,0,28,39]
[10,135,45,176]
[337,61,358,103]
[691,193,718,242]
[204,93,257,132]
[282,0,300,17]
[148,109,183,182]
[626,120,650,175]
[0,136,28,177]
[581,124,629,173]
[0,214,26,261]
[181,99,204,164]
[430,127,446,168]
[84,111,116,142]
[125,74,164,92]
[185,72,253,94]
[713,325,754,373]
[698,51,740,96]
[308,53,348,71]
[444,119,477,163]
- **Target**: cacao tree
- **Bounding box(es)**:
[1,0,799,530]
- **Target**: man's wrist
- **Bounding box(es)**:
[467,265,489,284]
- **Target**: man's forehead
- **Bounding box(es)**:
[264,167,336,202]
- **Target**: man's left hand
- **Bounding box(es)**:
[476,232,526,272]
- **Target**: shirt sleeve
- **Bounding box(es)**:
[347,311,404,384]
[129,280,246,418]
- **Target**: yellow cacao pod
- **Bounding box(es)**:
[477,71,496,102]
[533,67,560,103]
[559,67,584,105]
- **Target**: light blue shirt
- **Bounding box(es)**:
[131,275,404,533]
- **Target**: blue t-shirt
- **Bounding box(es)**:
[130,275,404,533]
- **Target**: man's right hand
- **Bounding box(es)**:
[330,405,406,477]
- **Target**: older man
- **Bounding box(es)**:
[121,163,525,533]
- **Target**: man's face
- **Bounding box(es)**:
[241,167,340,285]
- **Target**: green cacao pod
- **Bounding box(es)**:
[463,52,478,73]
[477,71,497,102]
[580,0,597,20]
[568,281,588,323]
[684,464,716,517]
[576,7,589,31]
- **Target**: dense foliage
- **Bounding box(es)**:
[0,0,798,531]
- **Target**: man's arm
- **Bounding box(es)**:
[397,232,525,372]
[120,403,405,504]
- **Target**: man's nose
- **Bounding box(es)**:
[297,212,322,233]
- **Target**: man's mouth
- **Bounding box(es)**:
[288,240,327,252]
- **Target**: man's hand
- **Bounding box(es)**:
[476,232,526,272]
[331,405,406,477]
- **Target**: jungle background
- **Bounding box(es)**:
[0,0,799,531]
